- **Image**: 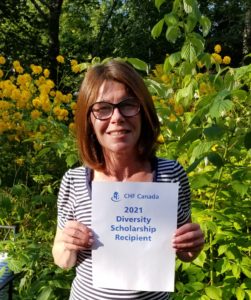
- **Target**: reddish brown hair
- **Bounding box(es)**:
[75,59,160,170]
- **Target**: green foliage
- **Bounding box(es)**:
[0,0,250,299]
[149,1,251,299]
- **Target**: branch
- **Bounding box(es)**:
[94,0,119,56]
[37,0,50,10]
[29,0,48,21]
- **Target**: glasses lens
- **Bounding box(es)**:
[91,102,113,120]
[91,98,140,120]
[119,98,140,117]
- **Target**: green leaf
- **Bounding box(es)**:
[168,51,181,67]
[186,158,203,173]
[232,264,241,278]
[205,286,222,300]
[185,15,197,33]
[207,152,224,168]
[199,15,211,36]
[209,99,233,119]
[178,127,202,147]
[200,52,212,69]
[145,79,172,98]
[127,58,149,73]
[193,251,206,267]
[36,147,51,158]
[203,126,225,140]
[190,34,205,55]
[37,287,53,300]
[183,0,194,13]
[241,257,251,278]
[66,153,78,167]
[164,13,179,26]
[166,25,181,43]
[155,0,166,10]
[190,174,210,189]
[236,287,245,300]
[244,132,251,150]
[190,141,215,162]
[231,181,249,197]
[181,42,197,62]
[163,57,172,73]
[151,19,165,39]
[218,245,228,256]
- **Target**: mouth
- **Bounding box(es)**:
[107,130,130,136]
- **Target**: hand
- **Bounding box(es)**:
[60,220,93,251]
[172,223,204,262]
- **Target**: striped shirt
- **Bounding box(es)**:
[57,158,191,300]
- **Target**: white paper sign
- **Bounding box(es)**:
[92,182,179,292]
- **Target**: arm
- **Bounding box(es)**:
[172,219,204,262]
[52,221,93,269]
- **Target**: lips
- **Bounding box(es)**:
[107,130,130,136]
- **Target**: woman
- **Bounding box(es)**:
[52,59,204,300]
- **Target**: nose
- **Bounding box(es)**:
[110,107,124,122]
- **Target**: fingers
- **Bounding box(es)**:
[61,221,94,251]
[172,223,204,252]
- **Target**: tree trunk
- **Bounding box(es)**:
[48,0,64,83]
[242,4,251,63]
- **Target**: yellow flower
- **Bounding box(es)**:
[17,73,32,86]
[211,53,222,64]
[13,60,21,68]
[169,113,177,122]
[56,55,65,63]
[214,44,221,54]
[168,98,175,106]
[44,69,50,78]
[30,64,43,75]
[39,125,47,132]
[15,157,25,166]
[33,142,42,151]
[0,100,13,110]
[174,104,184,116]
[161,74,170,84]
[71,64,81,73]
[0,56,6,64]
[157,134,165,144]
[32,97,41,108]
[70,102,77,110]
[69,122,76,132]
[70,59,78,66]
[13,112,23,120]
[223,56,231,65]
[152,95,158,102]
[211,144,218,152]
[31,109,42,119]
[0,69,4,78]
[197,61,204,68]
[41,100,51,113]
[15,66,24,74]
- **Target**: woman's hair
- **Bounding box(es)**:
[75,59,160,170]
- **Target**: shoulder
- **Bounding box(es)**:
[63,166,88,179]
[155,157,186,179]
[59,166,90,193]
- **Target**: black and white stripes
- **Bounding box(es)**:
[57,158,191,300]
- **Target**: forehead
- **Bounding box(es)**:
[97,80,129,100]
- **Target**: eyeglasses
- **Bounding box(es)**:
[90,97,140,120]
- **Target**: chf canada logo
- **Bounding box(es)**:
[111,191,120,202]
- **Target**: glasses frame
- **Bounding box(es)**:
[90,97,141,120]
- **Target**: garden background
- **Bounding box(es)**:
[0,0,250,299]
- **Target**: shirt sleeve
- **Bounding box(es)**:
[174,161,191,226]
[57,170,76,229]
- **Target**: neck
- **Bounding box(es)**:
[94,154,152,182]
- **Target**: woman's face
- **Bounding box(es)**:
[90,80,141,158]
